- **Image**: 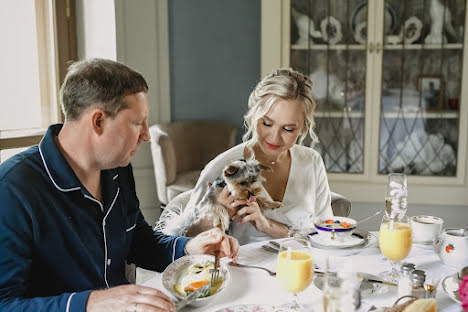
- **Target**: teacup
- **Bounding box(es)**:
[410,215,443,244]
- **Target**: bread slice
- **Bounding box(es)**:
[403,298,437,312]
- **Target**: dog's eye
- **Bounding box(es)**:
[239,181,248,186]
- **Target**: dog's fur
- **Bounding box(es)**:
[155,159,281,236]
[198,159,282,232]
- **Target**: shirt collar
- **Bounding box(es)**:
[39,124,82,192]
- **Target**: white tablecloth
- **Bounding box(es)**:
[139,232,462,311]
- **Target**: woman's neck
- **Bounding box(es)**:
[251,144,288,166]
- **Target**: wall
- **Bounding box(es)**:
[168,0,261,141]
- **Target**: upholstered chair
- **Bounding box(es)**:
[149,121,237,207]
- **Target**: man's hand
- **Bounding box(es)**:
[86,284,175,312]
[185,228,239,263]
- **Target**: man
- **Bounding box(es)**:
[0,58,239,312]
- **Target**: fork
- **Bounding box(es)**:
[210,249,220,285]
[229,261,276,276]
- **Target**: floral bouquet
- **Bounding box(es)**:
[460,275,468,311]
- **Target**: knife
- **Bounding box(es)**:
[175,282,211,311]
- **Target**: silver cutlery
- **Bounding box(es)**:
[210,249,220,285]
[228,261,276,276]
[175,282,211,311]
[269,241,280,248]
[261,245,279,253]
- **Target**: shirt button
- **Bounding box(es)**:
[107,258,111,266]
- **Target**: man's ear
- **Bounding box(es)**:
[91,109,106,135]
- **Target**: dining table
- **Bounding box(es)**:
[137,231,462,311]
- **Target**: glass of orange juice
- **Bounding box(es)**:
[379,214,412,281]
[276,238,314,311]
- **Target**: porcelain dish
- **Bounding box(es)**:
[314,216,357,241]
[162,254,231,308]
[442,273,461,303]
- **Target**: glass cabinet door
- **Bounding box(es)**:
[289,0,367,173]
[379,0,465,176]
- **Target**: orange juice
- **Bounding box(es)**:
[276,250,314,293]
[379,222,412,262]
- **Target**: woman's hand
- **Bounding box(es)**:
[231,198,271,233]
[215,186,239,218]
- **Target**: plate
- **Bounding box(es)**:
[351,2,396,40]
[309,231,367,249]
[162,254,231,308]
[314,272,389,297]
[442,273,461,303]
[216,304,276,312]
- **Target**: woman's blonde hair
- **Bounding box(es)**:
[243,68,318,152]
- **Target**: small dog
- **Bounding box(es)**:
[197,159,282,232]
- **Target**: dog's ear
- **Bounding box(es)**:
[224,164,239,176]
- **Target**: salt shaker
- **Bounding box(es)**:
[410,270,426,299]
[398,263,416,298]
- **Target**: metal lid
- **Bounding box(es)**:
[399,263,416,274]
[410,270,426,285]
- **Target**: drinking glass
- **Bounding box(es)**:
[379,214,412,282]
[276,238,314,311]
[385,173,408,218]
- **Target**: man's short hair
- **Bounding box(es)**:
[59,58,149,121]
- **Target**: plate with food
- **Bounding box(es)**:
[162,254,231,308]
[308,229,377,251]
[215,304,277,312]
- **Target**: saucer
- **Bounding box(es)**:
[442,273,460,303]
[309,231,367,249]
[314,272,389,297]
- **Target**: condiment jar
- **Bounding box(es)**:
[410,270,426,299]
[398,263,416,298]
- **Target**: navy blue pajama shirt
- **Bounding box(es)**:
[0,124,189,311]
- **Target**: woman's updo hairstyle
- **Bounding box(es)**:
[243,68,318,150]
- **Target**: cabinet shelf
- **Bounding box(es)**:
[291,43,366,51]
[384,43,463,50]
[315,111,460,119]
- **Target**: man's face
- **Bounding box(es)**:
[99,92,150,169]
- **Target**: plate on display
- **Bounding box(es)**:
[308,230,373,249]
[442,273,461,303]
[314,272,390,297]
[351,2,396,42]
[216,304,276,312]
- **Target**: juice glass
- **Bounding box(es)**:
[276,238,314,311]
[379,214,412,281]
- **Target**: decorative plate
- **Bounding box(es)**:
[314,272,389,297]
[216,304,277,312]
[351,2,396,41]
[442,273,461,303]
[162,254,231,307]
[309,231,367,249]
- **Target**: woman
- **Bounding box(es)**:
[167,68,333,245]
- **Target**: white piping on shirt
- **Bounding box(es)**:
[38,140,81,192]
[172,237,180,263]
[101,187,120,289]
[65,292,76,312]
[112,174,119,180]
[126,223,136,232]
[84,195,103,213]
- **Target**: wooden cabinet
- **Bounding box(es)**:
[261,0,468,205]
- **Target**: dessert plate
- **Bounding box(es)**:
[314,272,389,297]
[309,231,367,249]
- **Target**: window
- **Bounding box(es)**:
[0,0,77,163]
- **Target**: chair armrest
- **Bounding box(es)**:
[331,191,351,217]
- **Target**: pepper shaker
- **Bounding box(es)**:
[410,270,426,299]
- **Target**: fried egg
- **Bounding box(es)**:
[174,261,214,296]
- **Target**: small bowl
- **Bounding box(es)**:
[314,216,357,241]
[162,254,231,308]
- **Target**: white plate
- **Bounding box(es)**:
[309,230,368,249]
[314,272,389,297]
[216,304,276,312]
[162,254,231,308]
[442,273,461,303]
